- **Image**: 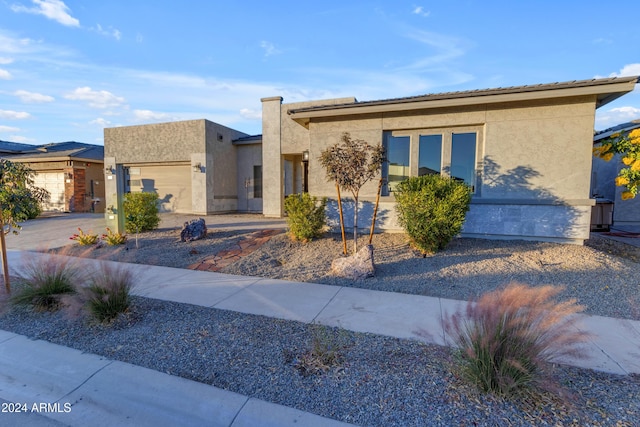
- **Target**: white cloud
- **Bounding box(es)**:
[260,41,281,57]
[8,135,36,143]
[412,6,431,17]
[400,30,468,70]
[0,69,12,79]
[608,64,640,78]
[0,57,14,64]
[11,0,80,27]
[0,125,20,133]
[92,24,122,41]
[132,109,174,123]
[89,117,111,127]
[239,108,261,120]
[14,90,55,103]
[64,87,126,109]
[595,106,640,130]
[0,109,32,120]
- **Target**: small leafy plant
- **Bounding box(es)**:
[284,193,327,242]
[123,192,160,233]
[70,228,99,245]
[394,174,471,255]
[101,227,127,245]
[443,283,588,395]
[12,252,81,311]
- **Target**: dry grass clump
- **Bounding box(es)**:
[74,263,134,323]
[444,283,589,395]
[11,252,83,311]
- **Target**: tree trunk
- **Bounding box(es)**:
[335,183,347,255]
[0,214,10,294]
[369,177,383,245]
[353,192,359,254]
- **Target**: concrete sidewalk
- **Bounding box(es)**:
[1,232,640,425]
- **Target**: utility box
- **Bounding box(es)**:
[591,198,614,231]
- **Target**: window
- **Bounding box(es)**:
[253,165,262,198]
[451,133,476,188]
[418,134,442,176]
[383,134,410,192]
[382,128,480,194]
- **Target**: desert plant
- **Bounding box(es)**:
[70,228,99,245]
[394,174,471,255]
[12,253,81,311]
[284,193,327,242]
[293,323,348,377]
[443,283,588,395]
[101,227,127,245]
[79,263,134,323]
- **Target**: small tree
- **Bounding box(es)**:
[320,133,384,254]
[0,159,49,293]
[593,128,640,199]
[123,192,160,248]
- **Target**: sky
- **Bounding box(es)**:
[1,0,639,146]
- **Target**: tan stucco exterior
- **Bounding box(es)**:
[104,119,250,231]
[263,77,639,243]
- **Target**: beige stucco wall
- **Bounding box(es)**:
[273,94,599,242]
[104,119,248,222]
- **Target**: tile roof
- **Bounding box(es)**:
[288,76,640,114]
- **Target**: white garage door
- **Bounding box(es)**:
[34,172,65,212]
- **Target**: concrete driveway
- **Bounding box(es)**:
[3,212,287,251]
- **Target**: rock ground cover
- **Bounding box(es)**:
[4,226,639,425]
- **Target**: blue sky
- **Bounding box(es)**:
[1,0,639,146]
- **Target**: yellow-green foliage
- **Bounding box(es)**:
[284,193,327,242]
[593,128,640,199]
[394,174,471,255]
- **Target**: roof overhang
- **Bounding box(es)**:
[288,76,639,127]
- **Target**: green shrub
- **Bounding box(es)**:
[284,193,327,242]
[12,253,80,311]
[443,283,588,395]
[81,263,134,323]
[394,174,471,255]
[123,192,160,233]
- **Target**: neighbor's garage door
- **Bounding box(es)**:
[33,172,65,212]
[127,165,192,213]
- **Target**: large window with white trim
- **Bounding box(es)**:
[383,127,481,195]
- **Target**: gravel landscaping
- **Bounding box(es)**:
[1,226,639,425]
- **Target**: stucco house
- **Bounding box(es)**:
[1,141,105,213]
[104,76,639,244]
[103,120,262,229]
[591,119,640,230]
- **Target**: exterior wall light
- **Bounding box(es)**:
[302,150,309,162]
[105,166,115,174]
[193,163,202,172]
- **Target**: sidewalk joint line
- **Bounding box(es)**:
[311,286,345,324]
[57,360,115,403]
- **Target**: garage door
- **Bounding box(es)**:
[33,172,65,212]
[127,165,192,213]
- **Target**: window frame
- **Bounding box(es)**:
[382,126,482,194]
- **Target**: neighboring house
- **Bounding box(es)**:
[592,119,640,230]
[103,120,262,226]
[1,141,105,213]
[104,76,639,244]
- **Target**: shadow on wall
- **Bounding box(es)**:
[139,178,173,213]
[325,199,389,234]
[476,156,581,238]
